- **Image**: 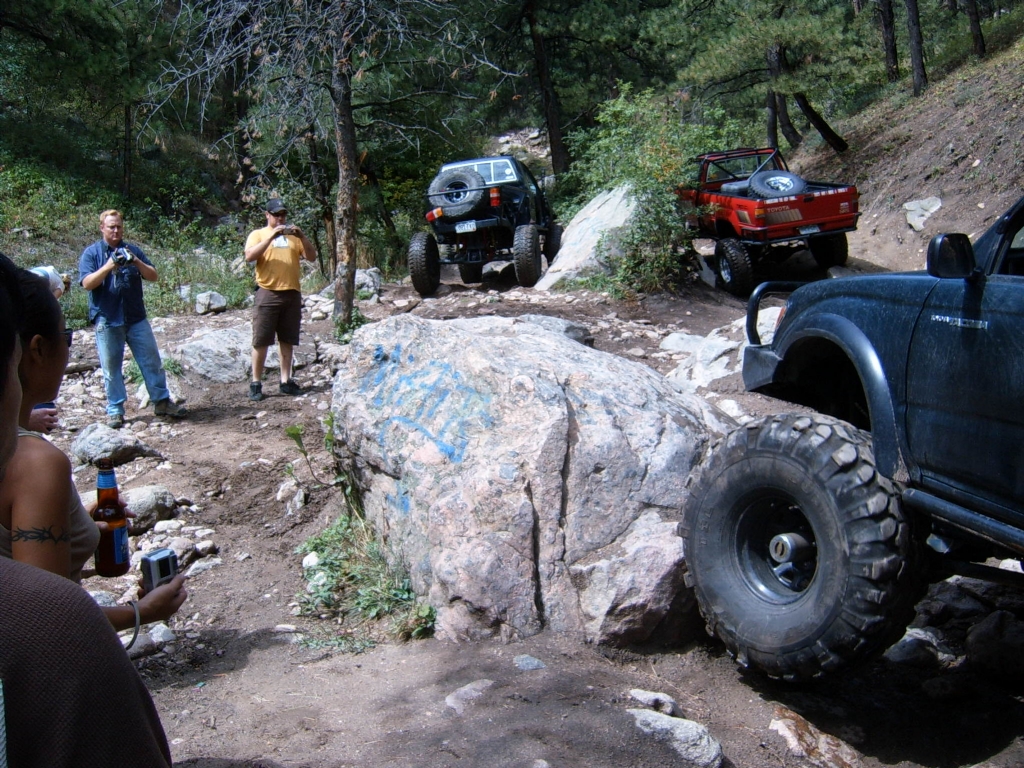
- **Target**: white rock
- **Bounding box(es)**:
[148,623,177,644]
[154,519,184,534]
[628,709,722,767]
[302,552,321,569]
[444,679,495,716]
[185,557,222,577]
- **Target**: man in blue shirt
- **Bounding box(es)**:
[79,209,186,429]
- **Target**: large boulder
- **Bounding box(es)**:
[331,314,733,644]
[535,185,637,291]
[170,325,315,382]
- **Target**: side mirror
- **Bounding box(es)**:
[927,233,977,279]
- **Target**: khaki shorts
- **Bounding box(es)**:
[252,288,302,348]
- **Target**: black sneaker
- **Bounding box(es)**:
[279,379,303,396]
[249,381,265,401]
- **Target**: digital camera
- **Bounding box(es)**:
[141,547,178,592]
[112,247,134,266]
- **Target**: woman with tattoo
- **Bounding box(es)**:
[0,252,175,767]
[0,268,186,631]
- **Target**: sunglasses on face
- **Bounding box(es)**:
[62,329,73,348]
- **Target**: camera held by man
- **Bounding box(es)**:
[112,247,135,267]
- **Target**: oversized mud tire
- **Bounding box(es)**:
[513,224,542,287]
[408,232,440,297]
[714,238,754,297]
[427,168,486,219]
[809,232,850,268]
[748,170,807,198]
[458,262,484,284]
[543,222,563,263]
[683,413,922,682]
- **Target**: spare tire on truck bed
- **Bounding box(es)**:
[748,170,807,198]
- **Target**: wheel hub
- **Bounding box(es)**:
[719,258,732,282]
[767,531,815,592]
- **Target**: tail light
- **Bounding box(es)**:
[489,187,500,207]
[425,207,443,222]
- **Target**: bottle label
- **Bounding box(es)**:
[114,526,129,564]
[97,470,117,490]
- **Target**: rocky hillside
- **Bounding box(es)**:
[789,36,1024,273]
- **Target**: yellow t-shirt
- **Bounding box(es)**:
[245,226,305,291]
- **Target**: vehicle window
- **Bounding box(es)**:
[707,154,778,181]
[1011,227,1024,249]
[444,158,518,185]
[998,224,1024,275]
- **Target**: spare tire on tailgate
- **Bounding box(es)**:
[427,168,487,219]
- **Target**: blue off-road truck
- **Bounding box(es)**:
[683,196,1024,681]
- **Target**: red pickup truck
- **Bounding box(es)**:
[676,148,860,296]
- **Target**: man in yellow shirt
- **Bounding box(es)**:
[243,198,318,401]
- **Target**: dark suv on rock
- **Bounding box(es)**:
[408,156,561,296]
[683,195,1024,682]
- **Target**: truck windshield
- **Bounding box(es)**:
[443,158,518,185]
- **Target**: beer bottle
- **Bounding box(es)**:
[93,457,129,577]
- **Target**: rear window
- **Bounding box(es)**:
[442,158,519,185]
[706,154,782,182]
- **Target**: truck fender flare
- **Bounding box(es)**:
[775,313,910,483]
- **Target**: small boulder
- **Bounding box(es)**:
[627,709,722,768]
[195,291,228,314]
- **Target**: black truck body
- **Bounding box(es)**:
[682,195,1024,681]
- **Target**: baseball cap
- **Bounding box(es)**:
[265,198,287,214]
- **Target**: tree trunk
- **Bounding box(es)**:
[524,0,569,175]
[331,59,359,324]
[965,0,986,57]
[766,90,779,149]
[767,42,803,149]
[876,0,899,82]
[122,102,133,197]
[306,131,336,280]
[793,93,849,152]
[905,0,928,95]
[777,94,803,149]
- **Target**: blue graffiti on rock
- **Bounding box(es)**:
[364,344,494,470]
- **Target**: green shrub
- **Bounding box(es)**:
[334,307,371,344]
[563,86,751,293]
[295,514,434,644]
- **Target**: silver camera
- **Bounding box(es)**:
[141,547,178,592]
[112,247,134,267]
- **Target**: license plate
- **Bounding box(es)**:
[456,221,477,234]
[799,225,820,235]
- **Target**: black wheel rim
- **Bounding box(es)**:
[734,493,818,603]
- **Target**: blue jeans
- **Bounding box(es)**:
[95,319,169,416]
